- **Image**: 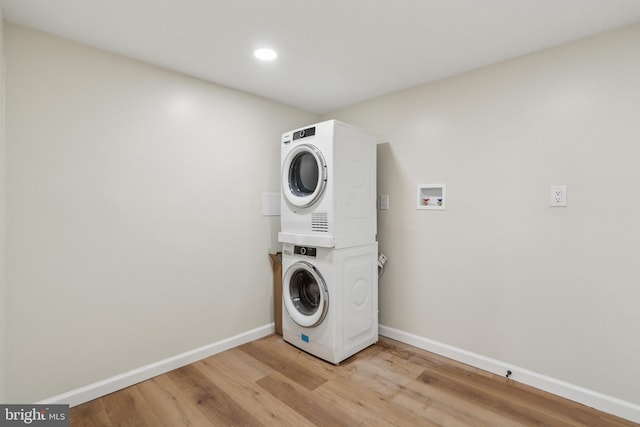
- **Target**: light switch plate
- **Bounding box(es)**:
[262,192,281,216]
[379,194,389,210]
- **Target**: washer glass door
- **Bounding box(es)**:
[282,144,327,209]
[283,261,329,327]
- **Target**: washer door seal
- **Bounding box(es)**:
[283,261,329,327]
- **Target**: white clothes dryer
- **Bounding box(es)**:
[281,242,378,364]
[279,120,377,249]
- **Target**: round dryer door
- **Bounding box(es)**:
[283,261,329,327]
[282,144,327,209]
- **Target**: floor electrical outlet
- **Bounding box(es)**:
[550,185,567,207]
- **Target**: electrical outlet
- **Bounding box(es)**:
[550,185,567,207]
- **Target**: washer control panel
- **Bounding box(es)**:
[293,245,317,257]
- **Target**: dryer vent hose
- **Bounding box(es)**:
[378,253,388,279]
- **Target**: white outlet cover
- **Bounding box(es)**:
[550,185,567,207]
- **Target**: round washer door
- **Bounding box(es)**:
[282,144,327,209]
[283,261,329,327]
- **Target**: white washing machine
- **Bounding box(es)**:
[278,120,377,249]
[281,242,378,364]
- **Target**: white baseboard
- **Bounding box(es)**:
[379,325,640,424]
[38,323,275,408]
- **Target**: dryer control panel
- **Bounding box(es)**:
[293,245,317,258]
[282,126,316,144]
[293,126,316,141]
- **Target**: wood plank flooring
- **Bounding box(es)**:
[71,335,638,426]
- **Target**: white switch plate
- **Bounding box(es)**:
[261,192,281,216]
[550,185,567,207]
[379,194,389,210]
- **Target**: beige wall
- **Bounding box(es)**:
[0,9,6,403]
[327,24,640,405]
[4,24,316,402]
[5,16,640,409]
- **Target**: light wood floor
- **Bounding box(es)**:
[71,335,638,426]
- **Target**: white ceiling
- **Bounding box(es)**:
[3,0,640,114]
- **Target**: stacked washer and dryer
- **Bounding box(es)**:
[278,120,378,364]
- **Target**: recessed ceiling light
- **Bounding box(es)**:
[254,48,278,61]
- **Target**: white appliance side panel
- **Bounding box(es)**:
[337,244,379,356]
[333,123,377,248]
[343,255,374,339]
